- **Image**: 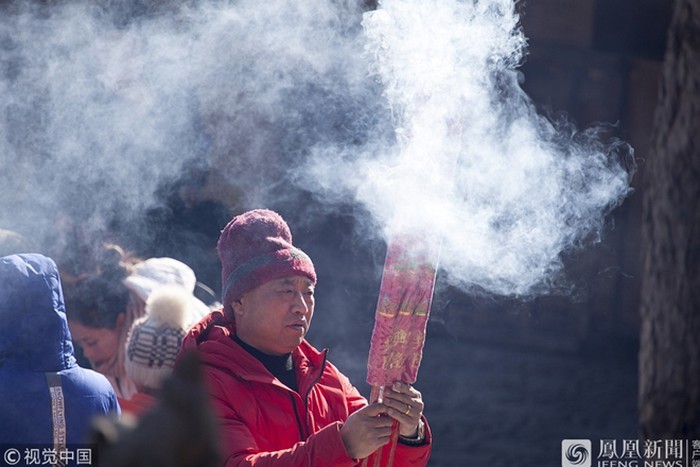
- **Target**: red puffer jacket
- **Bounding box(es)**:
[179,311,431,467]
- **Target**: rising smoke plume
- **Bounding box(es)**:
[0,0,632,298]
[301,0,634,297]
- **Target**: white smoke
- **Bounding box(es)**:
[300,0,633,297]
[0,1,371,240]
[0,0,632,297]
[0,3,203,243]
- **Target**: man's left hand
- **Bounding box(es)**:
[381,382,424,438]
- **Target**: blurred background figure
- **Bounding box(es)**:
[122,286,200,418]
[65,243,209,402]
[91,352,220,467]
[0,253,120,445]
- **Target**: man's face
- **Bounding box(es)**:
[232,275,315,356]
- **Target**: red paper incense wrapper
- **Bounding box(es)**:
[362,235,439,467]
[366,237,440,388]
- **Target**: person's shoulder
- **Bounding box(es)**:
[180,310,237,360]
[60,365,118,396]
[183,309,229,343]
[179,311,249,380]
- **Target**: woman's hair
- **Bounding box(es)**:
[64,243,137,329]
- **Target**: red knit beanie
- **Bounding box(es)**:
[217,209,317,317]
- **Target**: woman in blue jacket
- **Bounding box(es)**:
[0,253,120,446]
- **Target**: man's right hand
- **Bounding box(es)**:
[339,403,394,460]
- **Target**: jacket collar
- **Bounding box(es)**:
[181,309,328,391]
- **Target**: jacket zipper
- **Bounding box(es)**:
[302,350,328,438]
[286,350,330,441]
[290,392,308,440]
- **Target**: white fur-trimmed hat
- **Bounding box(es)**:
[124,286,194,390]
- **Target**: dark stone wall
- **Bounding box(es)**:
[406,1,673,464]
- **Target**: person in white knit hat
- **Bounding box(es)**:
[66,246,211,402]
[122,286,197,418]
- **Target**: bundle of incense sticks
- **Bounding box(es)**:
[362,235,440,467]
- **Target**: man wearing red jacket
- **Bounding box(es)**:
[180,209,431,466]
